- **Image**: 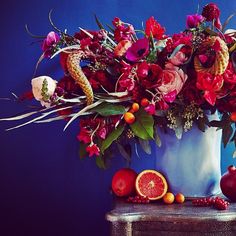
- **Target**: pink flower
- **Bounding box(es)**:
[86,144,100,157]
[145,103,156,115]
[169,51,187,66]
[126,38,149,62]
[119,76,135,91]
[42,31,60,58]
[145,16,165,40]
[112,17,135,42]
[157,63,188,102]
[186,14,204,28]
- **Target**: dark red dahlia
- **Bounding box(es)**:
[202,3,221,29]
[202,3,220,21]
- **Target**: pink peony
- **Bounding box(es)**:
[157,63,188,102]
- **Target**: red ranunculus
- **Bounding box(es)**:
[77,128,91,144]
[145,16,165,40]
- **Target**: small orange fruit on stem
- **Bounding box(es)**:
[175,193,185,204]
[131,103,140,112]
[163,192,175,204]
[141,98,149,107]
[124,112,135,124]
[230,112,236,122]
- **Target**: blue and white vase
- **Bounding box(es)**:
[155,112,222,197]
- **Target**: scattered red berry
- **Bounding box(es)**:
[127,195,150,204]
[214,197,230,210]
[192,196,229,210]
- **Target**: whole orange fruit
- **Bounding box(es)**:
[111,168,137,197]
[230,112,236,122]
[163,192,175,204]
[175,193,185,203]
[131,103,140,112]
[124,112,135,124]
[135,170,168,200]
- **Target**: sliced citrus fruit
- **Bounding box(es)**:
[135,170,168,200]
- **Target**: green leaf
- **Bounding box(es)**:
[78,142,87,159]
[90,103,126,116]
[94,14,105,30]
[101,125,124,153]
[197,114,209,132]
[117,143,132,162]
[222,125,233,148]
[106,24,115,33]
[130,109,154,140]
[154,126,162,147]
[96,155,106,169]
[139,138,151,154]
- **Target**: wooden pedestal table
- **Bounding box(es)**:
[106,199,236,236]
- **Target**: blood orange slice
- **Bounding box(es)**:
[135,170,168,200]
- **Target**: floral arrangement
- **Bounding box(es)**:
[2,3,236,167]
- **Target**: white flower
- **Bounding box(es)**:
[31,76,57,107]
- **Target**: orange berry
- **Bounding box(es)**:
[141,98,149,107]
[163,192,175,204]
[175,193,185,204]
[230,112,236,122]
[131,103,140,112]
[124,112,135,124]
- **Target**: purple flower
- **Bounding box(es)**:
[126,38,149,62]
[42,31,60,57]
[186,14,204,28]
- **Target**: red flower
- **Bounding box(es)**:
[223,62,236,85]
[145,16,165,40]
[202,3,221,29]
[86,143,100,157]
[77,128,91,144]
[137,62,162,88]
[196,72,224,105]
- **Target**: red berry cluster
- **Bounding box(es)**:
[127,195,150,204]
[192,197,230,210]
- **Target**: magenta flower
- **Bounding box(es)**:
[186,14,204,28]
[42,31,60,58]
[126,38,149,62]
[86,143,100,157]
[145,103,156,115]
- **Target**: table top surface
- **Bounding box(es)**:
[106,198,236,223]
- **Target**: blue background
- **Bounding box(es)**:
[0,0,236,235]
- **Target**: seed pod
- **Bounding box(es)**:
[67,53,94,105]
[194,36,229,75]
